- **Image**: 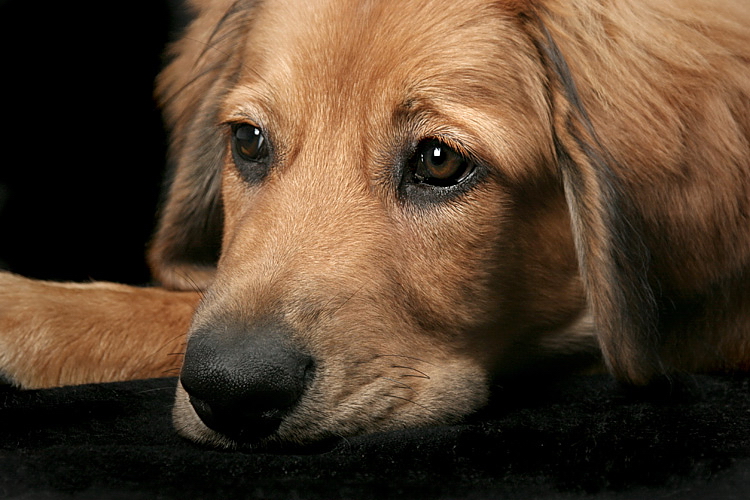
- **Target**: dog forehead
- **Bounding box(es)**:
[252,0,513,57]
[222,0,531,119]
[217,0,551,183]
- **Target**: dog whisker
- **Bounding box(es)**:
[381,377,416,392]
[383,394,438,416]
[327,285,364,317]
[392,366,431,380]
[136,387,177,394]
[375,354,435,366]
[310,287,364,326]
[172,270,208,299]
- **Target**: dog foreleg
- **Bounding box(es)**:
[0,272,199,389]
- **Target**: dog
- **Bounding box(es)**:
[1,0,749,449]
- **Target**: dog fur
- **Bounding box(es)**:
[1,0,749,448]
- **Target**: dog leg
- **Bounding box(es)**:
[0,272,199,389]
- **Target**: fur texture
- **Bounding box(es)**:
[1,0,749,447]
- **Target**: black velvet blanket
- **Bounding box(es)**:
[2,374,749,499]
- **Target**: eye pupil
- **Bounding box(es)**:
[413,139,473,186]
[233,124,268,162]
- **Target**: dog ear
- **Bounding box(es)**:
[149,1,253,290]
[526,15,664,384]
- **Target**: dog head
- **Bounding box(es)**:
[148,0,750,447]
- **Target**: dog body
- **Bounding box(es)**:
[1,0,749,447]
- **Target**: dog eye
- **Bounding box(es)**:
[411,139,474,187]
[232,124,268,163]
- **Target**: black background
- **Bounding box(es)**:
[0,0,182,284]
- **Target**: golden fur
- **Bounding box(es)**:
[1,0,749,447]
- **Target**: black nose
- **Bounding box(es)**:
[180,321,314,442]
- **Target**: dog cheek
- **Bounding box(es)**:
[417,357,491,423]
[392,217,504,338]
[289,353,490,440]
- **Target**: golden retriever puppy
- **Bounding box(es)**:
[1,0,749,448]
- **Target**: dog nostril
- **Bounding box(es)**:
[179,323,315,442]
[185,392,291,441]
[184,368,312,439]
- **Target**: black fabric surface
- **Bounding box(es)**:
[2,374,749,499]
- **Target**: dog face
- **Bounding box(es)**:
[152,0,750,448]
[159,0,591,448]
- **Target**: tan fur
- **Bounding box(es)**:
[0,273,199,388]
[0,0,748,447]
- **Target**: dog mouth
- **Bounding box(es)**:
[174,359,428,449]
[173,321,490,449]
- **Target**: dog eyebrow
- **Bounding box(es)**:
[391,96,466,141]
[220,86,276,126]
[391,96,502,173]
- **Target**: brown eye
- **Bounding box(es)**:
[233,124,268,162]
[231,123,272,184]
[412,139,474,187]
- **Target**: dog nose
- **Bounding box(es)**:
[179,322,314,442]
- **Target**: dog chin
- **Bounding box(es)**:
[172,366,491,450]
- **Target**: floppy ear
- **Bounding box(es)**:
[526,15,663,384]
[149,0,254,290]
